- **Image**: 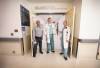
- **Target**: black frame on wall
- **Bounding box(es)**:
[20,5,30,26]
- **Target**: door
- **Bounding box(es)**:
[65,7,75,56]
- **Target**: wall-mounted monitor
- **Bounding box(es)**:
[20,5,30,26]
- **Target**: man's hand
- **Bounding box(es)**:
[66,40,69,42]
[46,36,47,41]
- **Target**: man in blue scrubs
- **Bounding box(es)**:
[45,17,55,53]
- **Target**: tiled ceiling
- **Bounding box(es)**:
[27,0,73,3]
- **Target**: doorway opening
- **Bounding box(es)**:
[31,8,75,57]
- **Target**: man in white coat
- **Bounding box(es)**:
[45,17,55,53]
[62,20,70,60]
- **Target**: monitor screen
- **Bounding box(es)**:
[20,5,30,26]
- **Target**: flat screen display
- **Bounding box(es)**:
[20,5,30,26]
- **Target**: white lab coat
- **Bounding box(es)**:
[45,23,55,43]
[52,23,57,35]
[63,26,70,48]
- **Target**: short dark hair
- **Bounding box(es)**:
[36,20,40,24]
[48,17,51,20]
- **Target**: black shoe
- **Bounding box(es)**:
[47,51,49,54]
[40,52,43,54]
[51,51,55,53]
[33,55,36,57]
[64,57,68,60]
[60,52,63,55]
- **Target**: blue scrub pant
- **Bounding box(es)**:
[47,34,54,52]
[61,33,68,58]
[64,48,68,58]
[61,33,64,53]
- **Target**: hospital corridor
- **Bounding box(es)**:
[0,0,100,68]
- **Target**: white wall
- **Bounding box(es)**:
[79,0,100,39]
[0,0,32,38]
[20,0,33,11]
[0,0,32,55]
[77,43,98,60]
[0,0,22,38]
[76,0,100,60]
